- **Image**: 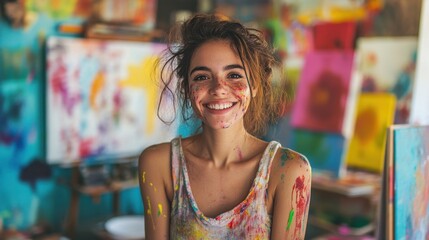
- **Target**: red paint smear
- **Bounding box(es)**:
[49,57,80,115]
[80,138,95,157]
[237,148,243,161]
[291,175,308,239]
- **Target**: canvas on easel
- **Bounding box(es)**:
[383,125,429,239]
[346,93,396,173]
[46,36,178,164]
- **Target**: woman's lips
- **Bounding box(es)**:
[203,102,238,114]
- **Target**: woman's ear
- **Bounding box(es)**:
[251,86,258,98]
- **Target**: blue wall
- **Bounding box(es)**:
[0,7,144,232]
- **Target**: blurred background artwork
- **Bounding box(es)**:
[288,130,346,179]
[291,51,356,136]
[345,93,396,173]
[411,0,429,126]
[46,37,176,164]
[356,37,418,124]
[0,0,427,239]
[383,125,429,240]
[311,21,356,50]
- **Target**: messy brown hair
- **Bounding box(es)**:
[158,13,280,136]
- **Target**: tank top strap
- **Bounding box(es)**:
[171,137,181,191]
[257,141,281,189]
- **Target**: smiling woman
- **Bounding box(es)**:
[138,13,312,240]
[188,40,256,129]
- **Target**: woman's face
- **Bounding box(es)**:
[188,40,257,130]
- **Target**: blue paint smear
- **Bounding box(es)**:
[0,81,41,169]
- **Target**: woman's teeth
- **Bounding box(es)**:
[206,102,233,110]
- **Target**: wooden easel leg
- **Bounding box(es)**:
[66,166,80,238]
[113,191,120,216]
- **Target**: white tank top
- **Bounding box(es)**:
[169,137,281,239]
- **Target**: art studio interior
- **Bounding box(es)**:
[0,0,428,239]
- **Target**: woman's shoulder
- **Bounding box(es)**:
[139,139,176,170]
[267,145,311,202]
[271,145,311,177]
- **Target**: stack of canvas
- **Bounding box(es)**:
[288,21,359,178]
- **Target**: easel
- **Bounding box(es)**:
[63,158,139,238]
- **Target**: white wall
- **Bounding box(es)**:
[411,0,429,125]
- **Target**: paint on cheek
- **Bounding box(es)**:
[232,82,248,95]
[231,83,249,110]
[286,208,295,231]
[190,84,206,109]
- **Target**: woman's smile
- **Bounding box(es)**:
[188,39,256,129]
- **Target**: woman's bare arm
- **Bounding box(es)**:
[138,143,172,240]
[270,148,312,240]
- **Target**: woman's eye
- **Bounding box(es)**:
[193,75,208,81]
[228,73,243,79]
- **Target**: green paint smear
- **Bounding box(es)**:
[280,151,288,166]
[286,209,295,231]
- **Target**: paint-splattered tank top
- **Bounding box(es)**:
[170,138,281,239]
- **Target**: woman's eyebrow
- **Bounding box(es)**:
[189,66,210,75]
[189,64,244,76]
[224,64,244,71]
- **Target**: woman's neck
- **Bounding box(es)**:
[193,123,256,167]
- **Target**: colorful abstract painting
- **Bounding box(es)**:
[25,0,157,31]
[287,129,346,178]
[46,37,177,164]
[357,37,418,124]
[25,0,93,20]
[346,93,396,173]
[290,50,358,137]
[392,125,429,239]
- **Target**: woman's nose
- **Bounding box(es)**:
[209,77,228,96]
